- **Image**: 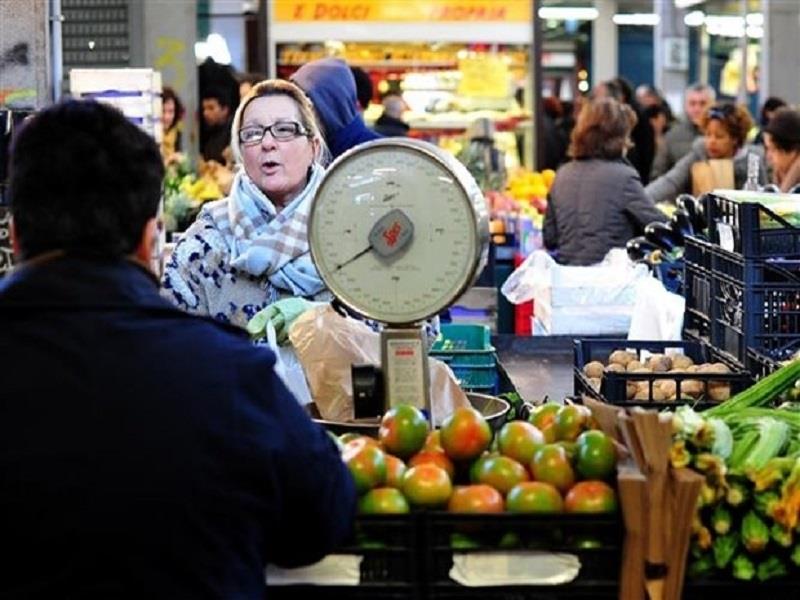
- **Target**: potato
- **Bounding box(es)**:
[659,380,678,398]
[605,363,626,374]
[588,377,602,391]
[609,350,636,366]
[583,361,605,379]
[708,383,731,402]
[687,365,700,373]
[682,379,704,398]
[672,355,694,370]
[651,387,668,402]
[626,381,638,399]
[626,360,644,372]
[633,388,651,401]
[647,355,672,373]
[631,367,653,374]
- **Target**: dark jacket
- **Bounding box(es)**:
[291,58,381,159]
[373,113,409,137]
[201,119,232,164]
[650,118,701,179]
[0,255,356,599]
[627,104,656,185]
[543,158,667,266]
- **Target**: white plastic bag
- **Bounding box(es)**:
[627,277,686,341]
[265,320,313,406]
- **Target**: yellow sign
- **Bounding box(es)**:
[457,56,511,98]
[274,0,531,22]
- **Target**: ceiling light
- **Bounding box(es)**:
[746,13,764,27]
[684,10,704,27]
[746,25,763,38]
[613,13,660,26]
[674,0,705,8]
[705,15,745,38]
[538,7,599,21]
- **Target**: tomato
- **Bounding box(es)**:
[528,403,560,430]
[564,481,618,514]
[530,444,575,493]
[342,438,387,494]
[358,487,410,514]
[423,430,444,453]
[473,455,529,495]
[448,484,505,513]
[468,452,495,483]
[440,406,492,462]
[379,404,429,459]
[497,420,545,466]
[554,405,587,442]
[408,449,456,479]
[402,463,453,507]
[384,454,407,489]
[506,481,564,514]
[574,430,616,480]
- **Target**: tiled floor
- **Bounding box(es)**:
[493,335,576,403]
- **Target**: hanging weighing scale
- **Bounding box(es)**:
[308,138,490,419]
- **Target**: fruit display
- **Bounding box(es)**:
[336,402,619,519]
[486,168,555,248]
[666,360,800,582]
[581,347,733,403]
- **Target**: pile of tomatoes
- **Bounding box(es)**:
[335,402,618,516]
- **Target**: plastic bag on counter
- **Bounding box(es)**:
[502,249,649,336]
[627,277,685,341]
[288,304,469,425]
[263,320,313,406]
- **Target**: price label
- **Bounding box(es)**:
[717,222,735,253]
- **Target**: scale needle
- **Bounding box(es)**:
[382,192,398,202]
[334,245,373,271]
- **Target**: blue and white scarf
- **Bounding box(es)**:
[208,163,326,297]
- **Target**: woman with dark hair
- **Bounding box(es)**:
[763,107,800,192]
[646,102,762,202]
[754,96,787,145]
[161,86,185,164]
[542,98,666,266]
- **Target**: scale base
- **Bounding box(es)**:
[380,327,432,419]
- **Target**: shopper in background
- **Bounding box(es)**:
[541,96,568,169]
[635,83,661,109]
[200,87,234,164]
[350,65,374,112]
[238,71,267,100]
[753,96,787,145]
[644,103,671,157]
[650,82,716,179]
[593,77,655,184]
[163,79,330,328]
[762,107,800,192]
[373,93,410,137]
[646,102,762,203]
[291,57,381,159]
[160,85,185,165]
[543,98,666,266]
[0,99,355,598]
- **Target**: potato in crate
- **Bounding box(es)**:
[573,339,752,408]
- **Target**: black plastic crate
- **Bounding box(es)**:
[266,514,423,599]
[424,512,621,599]
[573,339,752,408]
[704,192,800,259]
[684,577,800,600]
[747,347,783,379]
[684,235,712,269]
[709,253,800,367]
[683,263,711,340]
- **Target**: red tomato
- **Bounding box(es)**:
[473,455,530,495]
[342,438,387,494]
[506,481,564,514]
[384,454,407,489]
[379,404,429,459]
[564,481,618,514]
[574,430,616,480]
[497,420,545,466]
[530,444,575,493]
[440,407,492,462]
[402,463,453,507]
[359,487,410,514]
[448,485,505,513]
[408,449,456,479]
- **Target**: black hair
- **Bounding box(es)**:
[643,104,668,120]
[350,66,373,111]
[764,107,800,152]
[201,86,233,109]
[760,96,787,127]
[9,99,164,260]
[162,85,185,131]
[612,77,635,105]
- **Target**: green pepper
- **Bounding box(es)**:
[713,533,739,569]
[732,554,755,581]
[741,511,770,554]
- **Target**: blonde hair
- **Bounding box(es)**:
[230,79,330,165]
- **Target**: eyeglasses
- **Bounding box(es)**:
[238,121,309,145]
[708,104,735,120]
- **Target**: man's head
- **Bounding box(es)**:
[9,100,164,262]
[202,88,233,127]
[291,58,359,141]
[635,84,661,109]
[684,83,716,127]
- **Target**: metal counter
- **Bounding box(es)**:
[492,334,576,403]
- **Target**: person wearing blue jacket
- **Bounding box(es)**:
[0,99,356,598]
[291,57,382,159]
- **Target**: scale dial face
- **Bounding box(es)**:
[309,138,489,325]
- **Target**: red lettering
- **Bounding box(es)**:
[293,4,304,18]
[395,348,414,357]
[382,220,402,247]
[313,3,370,20]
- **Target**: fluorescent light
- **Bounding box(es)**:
[613,13,660,26]
[538,7,599,21]
[746,13,764,27]
[746,25,763,38]
[684,10,705,27]
[705,15,745,38]
[675,0,705,8]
